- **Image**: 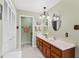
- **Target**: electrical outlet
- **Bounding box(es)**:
[65,33,68,37]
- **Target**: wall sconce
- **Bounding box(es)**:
[36,21,41,25]
[35,26,41,31]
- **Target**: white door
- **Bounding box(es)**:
[8,8,16,52]
[2,0,16,54]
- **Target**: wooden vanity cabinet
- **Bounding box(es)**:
[36,36,75,58]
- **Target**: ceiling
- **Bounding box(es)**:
[14,0,60,13]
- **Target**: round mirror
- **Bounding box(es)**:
[52,13,61,31]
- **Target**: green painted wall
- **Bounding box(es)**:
[47,0,79,57]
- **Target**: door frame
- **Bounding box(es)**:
[19,15,35,49]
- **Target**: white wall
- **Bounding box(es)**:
[47,0,79,57]
[0,20,2,57]
[0,0,2,57]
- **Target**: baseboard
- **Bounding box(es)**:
[0,54,3,58]
[21,42,31,45]
[32,45,36,48]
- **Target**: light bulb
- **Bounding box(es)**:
[42,15,45,18]
[53,16,56,19]
[56,17,59,20]
[47,16,49,19]
[39,16,42,19]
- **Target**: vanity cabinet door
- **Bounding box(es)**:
[43,41,50,48]
[36,37,43,52]
[51,52,60,58]
[39,43,43,52]
[46,47,50,58]
[43,45,47,57]
[51,45,62,57]
[62,48,75,58]
[36,38,38,47]
[36,38,39,48]
[51,45,75,58]
[43,44,50,58]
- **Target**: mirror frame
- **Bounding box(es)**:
[52,13,61,31]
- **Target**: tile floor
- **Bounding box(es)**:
[3,50,22,58]
[3,43,44,58]
[21,43,44,58]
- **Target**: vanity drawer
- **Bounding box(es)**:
[51,45,62,57]
[39,39,43,43]
[51,52,61,58]
[36,37,42,41]
[39,42,43,46]
[39,45,43,52]
[43,41,50,48]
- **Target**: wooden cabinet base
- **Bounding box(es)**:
[42,45,50,58]
[62,48,75,58]
[36,37,75,58]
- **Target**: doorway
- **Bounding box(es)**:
[21,16,32,46]
[19,15,34,49]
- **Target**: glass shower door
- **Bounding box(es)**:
[21,17,32,46]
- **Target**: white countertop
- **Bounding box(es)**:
[37,34,76,51]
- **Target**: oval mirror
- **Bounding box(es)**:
[52,13,61,31]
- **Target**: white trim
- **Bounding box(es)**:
[2,0,16,55]
[19,15,35,49]
[21,42,31,45]
[2,0,4,56]
[5,0,16,14]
